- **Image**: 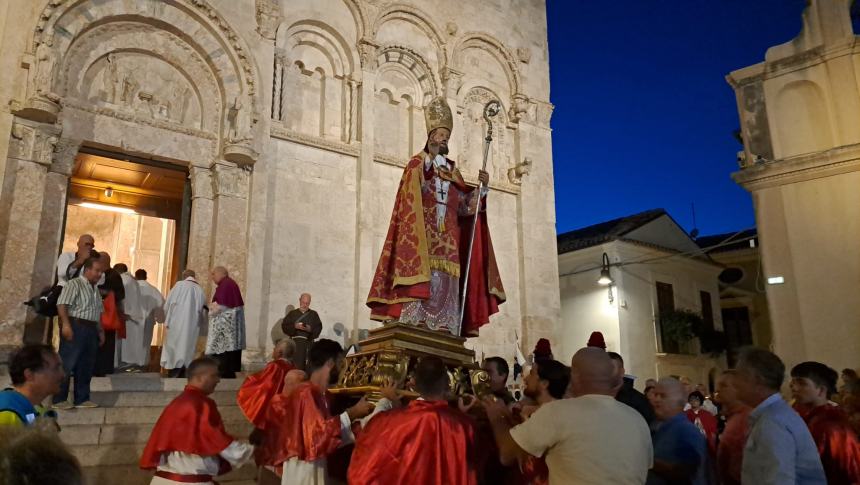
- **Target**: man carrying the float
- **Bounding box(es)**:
[367,96,505,336]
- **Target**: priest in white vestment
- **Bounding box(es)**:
[162,270,207,378]
[117,264,147,370]
[136,268,165,367]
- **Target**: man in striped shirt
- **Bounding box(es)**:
[52,256,105,410]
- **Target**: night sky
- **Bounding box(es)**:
[546,0,808,236]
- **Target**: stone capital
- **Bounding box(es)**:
[440,67,464,99]
[8,119,60,167]
[358,38,380,71]
[508,93,531,124]
[50,138,82,176]
[189,165,214,200]
[255,0,281,40]
[213,161,250,199]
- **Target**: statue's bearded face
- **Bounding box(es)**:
[427,128,450,156]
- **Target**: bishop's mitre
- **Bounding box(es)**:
[425,96,454,135]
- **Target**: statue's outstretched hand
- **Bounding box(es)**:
[478,170,489,186]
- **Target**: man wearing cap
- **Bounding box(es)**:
[367,96,505,337]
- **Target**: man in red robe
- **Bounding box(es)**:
[348,356,478,485]
[237,338,296,429]
[790,361,860,484]
[367,96,505,337]
[258,339,374,484]
[140,357,254,484]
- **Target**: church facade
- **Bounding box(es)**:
[0,0,560,364]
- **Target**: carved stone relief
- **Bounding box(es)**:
[8,121,59,167]
[255,0,281,40]
[80,52,202,129]
[214,163,250,199]
[459,87,513,183]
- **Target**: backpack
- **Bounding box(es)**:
[24,259,83,317]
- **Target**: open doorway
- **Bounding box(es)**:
[60,148,190,368]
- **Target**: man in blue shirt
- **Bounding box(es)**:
[0,344,63,426]
[647,377,708,485]
[734,347,826,484]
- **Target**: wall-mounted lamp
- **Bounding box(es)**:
[597,252,614,286]
[104,187,114,198]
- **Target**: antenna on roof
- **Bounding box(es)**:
[689,203,699,239]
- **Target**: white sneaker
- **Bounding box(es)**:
[74,401,99,409]
[52,401,73,411]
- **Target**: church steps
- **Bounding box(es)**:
[59,421,252,446]
[0,374,257,484]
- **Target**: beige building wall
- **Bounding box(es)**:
[0,0,560,366]
[727,0,860,372]
[559,242,724,389]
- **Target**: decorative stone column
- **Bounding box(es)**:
[186,164,215,292]
[0,119,61,347]
[211,161,250,289]
[31,138,81,296]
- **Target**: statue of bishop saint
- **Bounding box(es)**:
[366,97,505,337]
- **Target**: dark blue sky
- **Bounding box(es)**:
[546,0,808,236]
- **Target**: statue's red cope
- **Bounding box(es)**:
[366,155,505,336]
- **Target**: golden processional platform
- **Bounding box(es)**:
[330,322,490,400]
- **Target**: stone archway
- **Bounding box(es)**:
[0,0,262,348]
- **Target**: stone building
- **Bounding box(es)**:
[727,0,859,372]
[0,0,559,366]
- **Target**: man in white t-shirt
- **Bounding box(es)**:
[485,347,653,484]
[56,234,96,286]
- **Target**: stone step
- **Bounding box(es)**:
[60,421,253,446]
[90,389,239,408]
[57,402,247,426]
[0,372,247,393]
[83,463,257,485]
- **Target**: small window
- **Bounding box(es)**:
[719,267,744,285]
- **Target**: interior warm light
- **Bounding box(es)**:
[79,202,138,215]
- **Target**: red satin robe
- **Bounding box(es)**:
[685,408,718,454]
[366,154,505,336]
[237,359,294,428]
[139,385,235,471]
[795,403,860,484]
[257,382,343,468]
[348,400,477,485]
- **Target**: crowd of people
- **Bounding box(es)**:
[2,234,860,484]
[4,328,860,484]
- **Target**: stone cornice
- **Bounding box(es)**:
[733,143,860,191]
[269,126,360,157]
[728,40,856,87]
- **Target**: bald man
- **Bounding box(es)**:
[56,234,96,286]
[281,293,322,370]
[485,347,653,484]
[647,378,709,485]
